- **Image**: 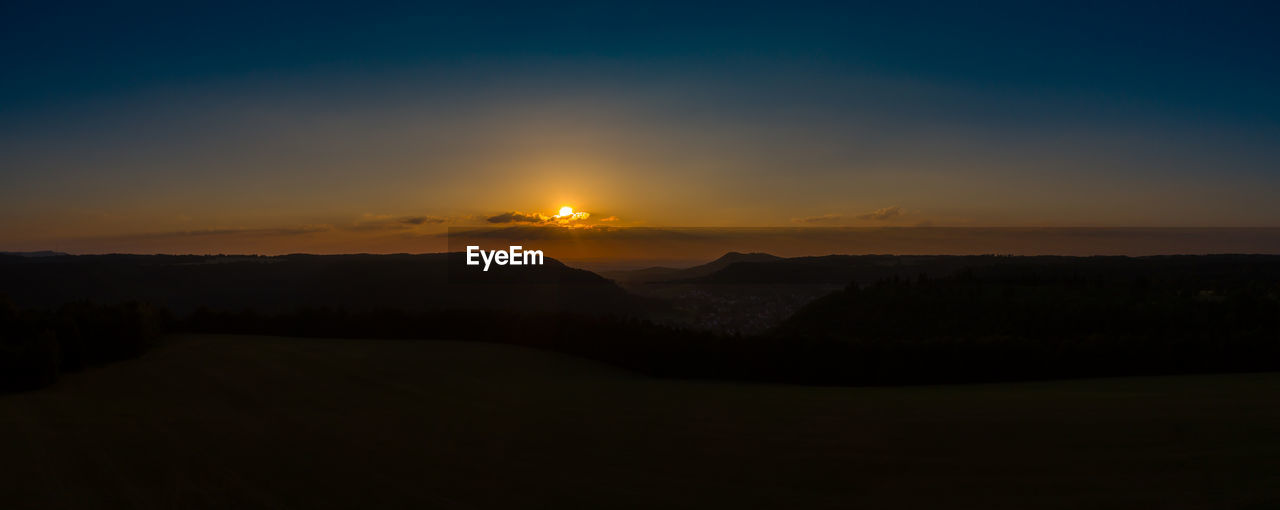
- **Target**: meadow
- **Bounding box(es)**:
[1,334,1277,509]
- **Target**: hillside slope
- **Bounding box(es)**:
[0,253,652,315]
[1,334,1278,509]
[601,252,782,283]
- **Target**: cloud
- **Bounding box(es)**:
[484,209,610,227]
[856,206,903,221]
[792,214,844,224]
[135,225,333,238]
[345,214,450,231]
[398,216,447,225]
[486,211,551,224]
[793,208,905,224]
[447,225,625,240]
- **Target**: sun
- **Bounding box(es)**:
[558,206,573,217]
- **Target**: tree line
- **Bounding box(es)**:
[5,256,1280,390]
[0,298,166,391]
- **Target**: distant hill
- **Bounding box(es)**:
[0,253,657,316]
[675,254,987,284]
[765,254,1280,384]
[676,253,1280,286]
[602,252,782,283]
[606,252,999,285]
[0,251,68,258]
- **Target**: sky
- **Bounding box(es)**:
[2,2,1279,255]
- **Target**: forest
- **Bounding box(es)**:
[4,254,1280,390]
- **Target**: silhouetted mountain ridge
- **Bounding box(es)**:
[603,251,782,283]
[0,251,68,258]
[670,254,1280,285]
[678,254,975,284]
[0,253,653,315]
[762,255,1280,383]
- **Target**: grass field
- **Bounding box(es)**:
[2,334,1279,509]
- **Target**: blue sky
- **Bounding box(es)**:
[2,1,1279,253]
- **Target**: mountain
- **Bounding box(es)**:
[602,252,783,283]
[662,253,1278,286]
[0,251,68,257]
[605,252,999,286]
[648,254,919,285]
[0,253,658,316]
[765,254,1280,384]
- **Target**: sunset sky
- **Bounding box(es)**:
[3,2,1279,255]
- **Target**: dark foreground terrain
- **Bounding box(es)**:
[2,334,1278,509]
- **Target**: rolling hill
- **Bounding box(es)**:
[600,252,782,283]
[2,333,1278,509]
[0,253,654,316]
